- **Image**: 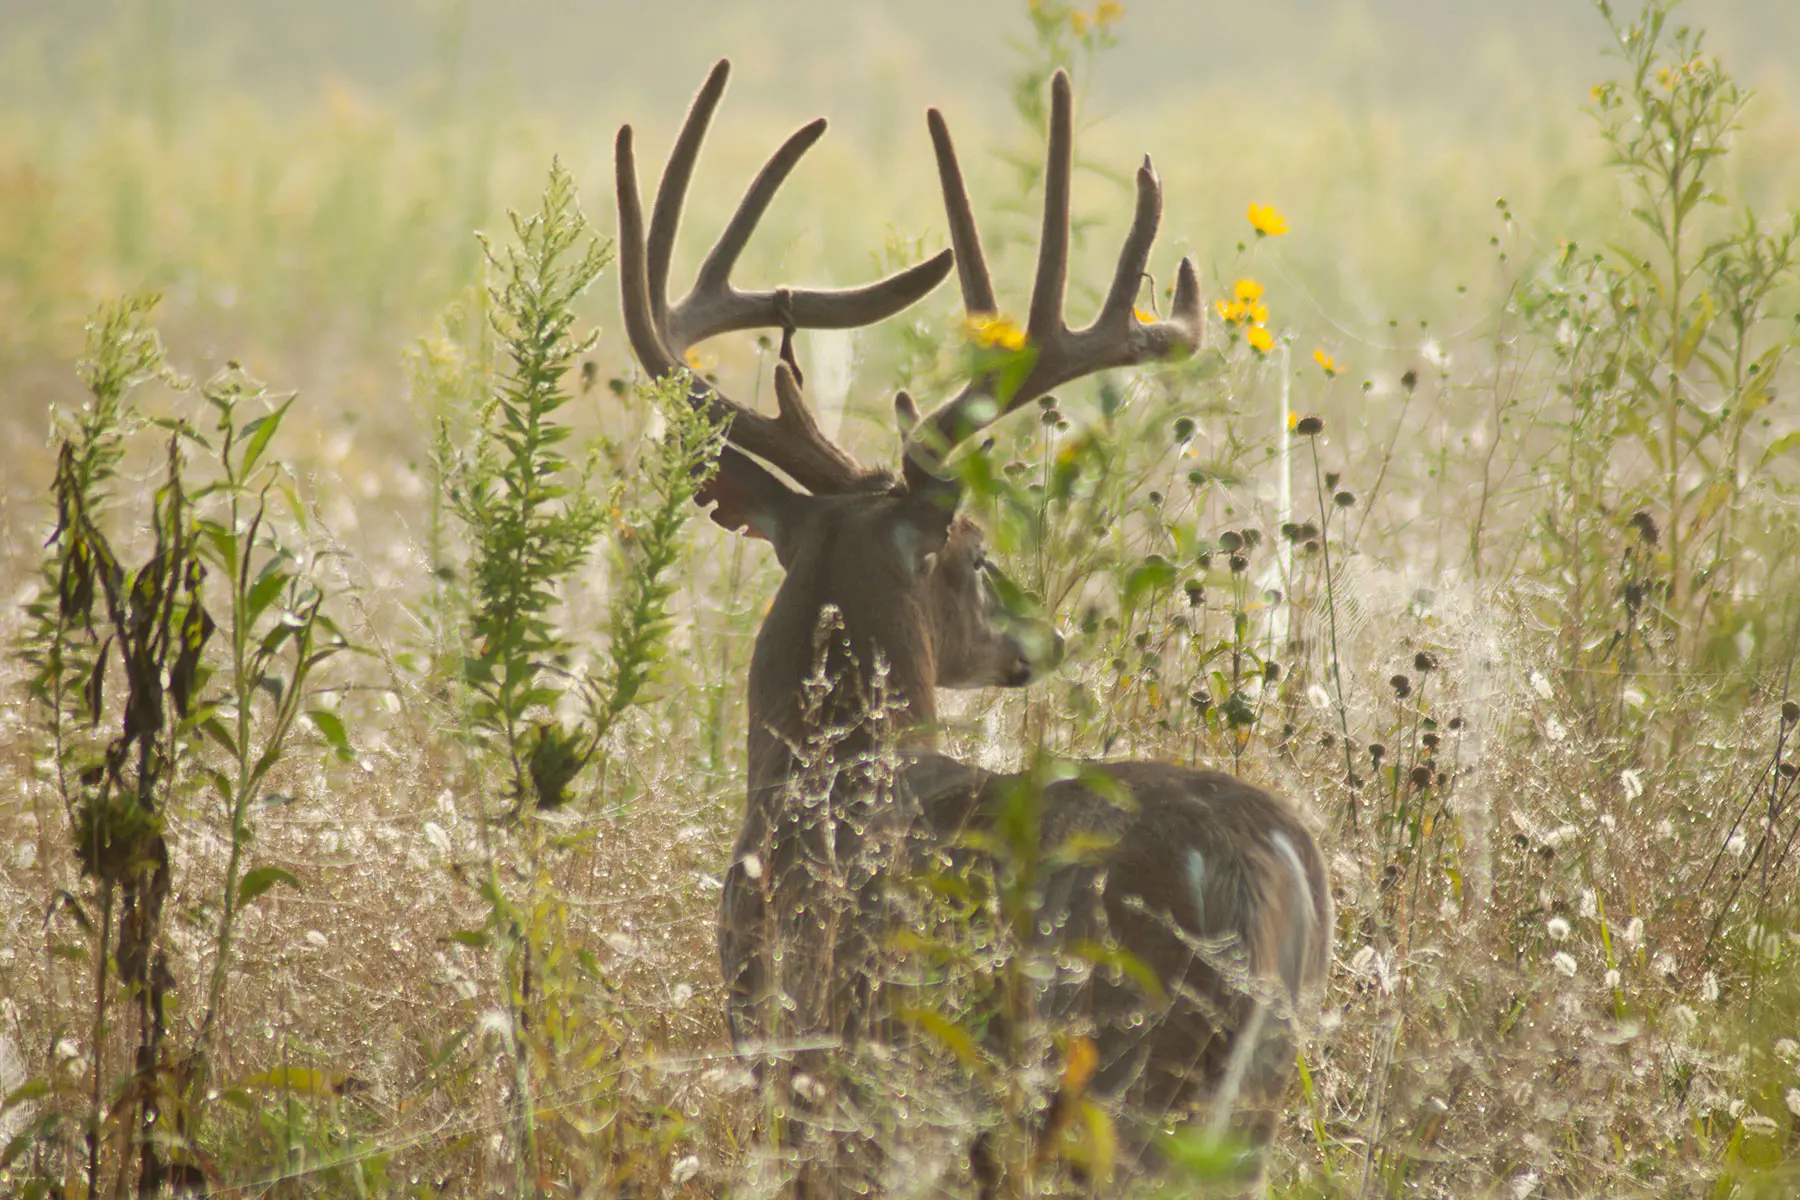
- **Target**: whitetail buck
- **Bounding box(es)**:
[616,61,1333,1192]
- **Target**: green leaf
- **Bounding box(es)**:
[2,1079,50,1112]
[246,566,290,625]
[200,717,239,758]
[896,1005,987,1070]
[237,865,300,906]
[1123,554,1177,613]
[238,395,295,477]
[306,708,351,766]
[237,1066,341,1096]
[450,929,490,949]
[1758,431,1800,471]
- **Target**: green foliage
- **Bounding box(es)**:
[1518,0,1800,694]
[591,373,726,733]
[450,159,612,809]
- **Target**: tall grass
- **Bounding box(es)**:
[1,0,1798,1196]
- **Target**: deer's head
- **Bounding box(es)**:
[615,60,1200,740]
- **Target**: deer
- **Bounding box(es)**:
[615,60,1334,1194]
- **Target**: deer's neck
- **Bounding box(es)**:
[745,552,936,798]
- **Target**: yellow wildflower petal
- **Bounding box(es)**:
[1071,9,1090,35]
[1313,348,1337,376]
[963,313,1029,351]
[1246,203,1289,237]
[1287,409,1300,430]
[1134,306,1155,324]
[1095,1,1125,27]
[1233,278,1264,302]
[1248,303,1270,326]
[1246,326,1274,354]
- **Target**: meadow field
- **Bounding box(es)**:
[2,1,1799,1195]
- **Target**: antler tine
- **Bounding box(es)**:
[616,123,679,381]
[618,59,957,496]
[926,108,997,314]
[1098,156,1164,328]
[691,117,829,298]
[664,104,952,349]
[647,59,732,325]
[911,68,1203,464]
[1027,70,1075,343]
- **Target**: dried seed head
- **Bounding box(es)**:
[1449,715,1466,730]
[1228,554,1249,574]
[1334,490,1356,508]
[1421,731,1440,750]
[1219,530,1244,552]
[1414,651,1438,672]
[1296,416,1324,436]
[1390,674,1413,699]
[1410,765,1433,790]
[1783,701,1799,726]
[1628,510,1660,545]
[1263,661,1281,682]
[1400,368,1418,393]
[1369,743,1386,762]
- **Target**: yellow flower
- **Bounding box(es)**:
[1095,0,1125,27]
[1134,306,1156,323]
[1215,298,1247,325]
[963,312,1029,351]
[1071,8,1090,35]
[1233,278,1264,303]
[1246,326,1274,354]
[1246,203,1289,237]
[1247,302,1270,326]
[1287,409,1300,430]
[1313,349,1337,376]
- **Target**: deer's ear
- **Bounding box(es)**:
[893,491,956,577]
[700,447,803,560]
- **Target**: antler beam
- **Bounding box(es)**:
[617,59,954,495]
[913,69,1202,458]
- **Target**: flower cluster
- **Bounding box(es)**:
[1032,0,1125,40]
[1217,278,1274,354]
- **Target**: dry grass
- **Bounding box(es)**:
[3,3,1800,1197]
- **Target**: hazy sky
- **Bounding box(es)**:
[5,0,1796,129]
